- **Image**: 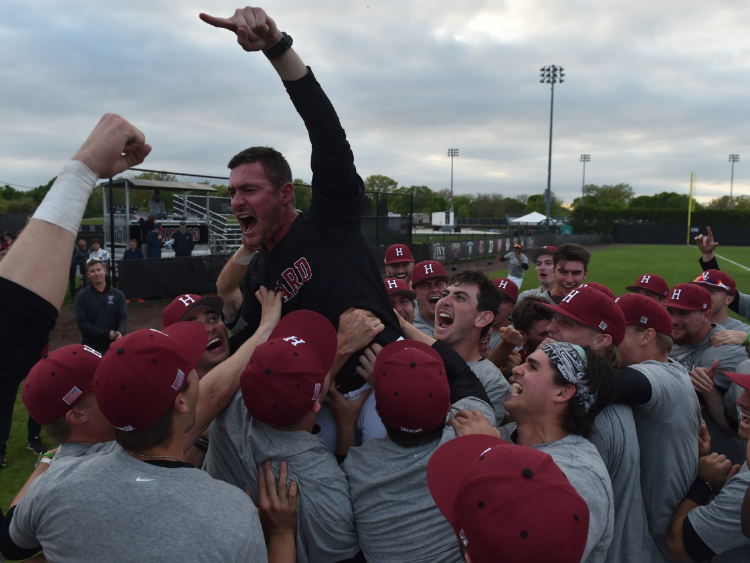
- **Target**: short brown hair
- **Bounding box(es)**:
[513,296,553,334]
[45,415,72,444]
[631,325,673,355]
[448,269,500,337]
[91,239,100,245]
[228,146,293,190]
[553,243,591,271]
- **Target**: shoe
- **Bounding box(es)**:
[27,437,47,455]
[0,453,6,468]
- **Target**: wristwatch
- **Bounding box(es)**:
[264,32,293,60]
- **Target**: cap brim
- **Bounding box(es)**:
[414,274,450,285]
[537,302,594,329]
[389,289,417,300]
[270,310,338,373]
[427,434,509,523]
[692,281,735,296]
[161,322,208,373]
[664,302,704,311]
[726,372,750,391]
[625,285,663,296]
[177,296,224,324]
[498,290,517,304]
[384,258,415,265]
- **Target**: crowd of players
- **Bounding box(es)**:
[1,5,749,563]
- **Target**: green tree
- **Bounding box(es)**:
[526,193,568,216]
[452,195,475,218]
[706,195,750,210]
[364,175,398,193]
[471,193,505,218]
[505,198,526,216]
[572,183,634,208]
[293,178,312,211]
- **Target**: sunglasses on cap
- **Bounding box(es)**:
[694,273,732,293]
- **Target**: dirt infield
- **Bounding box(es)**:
[49,243,629,353]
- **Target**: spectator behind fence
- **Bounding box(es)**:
[75,258,127,355]
[122,239,143,260]
[146,225,162,259]
[173,220,194,257]
[149,189,166,219]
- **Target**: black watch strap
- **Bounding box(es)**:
[264,32,293,60]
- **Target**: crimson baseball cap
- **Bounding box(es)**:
[493,278,518,303]
[513,243,522,249]
[693,269,736,296]
[384,244,414,265]
[725,371,750,391]
[373,340,451,434]
[527,246,557,262]
[384,278,416,300]
[23,345,102,426]
[241,310,337,427]
[615,293,673,336]
[580,282,616,301]
[428,434,589,563]
[162,294,224,329]
[625,273,669,298]
[411,261,449,286]
[539,287,627,345]
[93,323,206,432]
[665,283,711,312]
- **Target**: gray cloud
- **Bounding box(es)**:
[1,0,749,205]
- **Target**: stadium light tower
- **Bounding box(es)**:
[729,154,740,209]
[540,65,564,225]
[580,154,590,206]
[448,148,459,213]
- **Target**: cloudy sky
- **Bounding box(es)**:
[2,0,749,205]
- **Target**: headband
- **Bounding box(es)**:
[540,343,597,414]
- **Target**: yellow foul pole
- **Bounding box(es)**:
[686,173,695,245]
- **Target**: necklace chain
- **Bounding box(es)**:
[121,448,181,463]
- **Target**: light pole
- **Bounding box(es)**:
[729,154,740,209]
[448,148,459,214]
[580,154,590,206]
[540,65,564,226]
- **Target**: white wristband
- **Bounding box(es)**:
[234,247,255,266]
[32,160,98,237]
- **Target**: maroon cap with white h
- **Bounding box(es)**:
[625,273,669,298]
[411,261,449,286]
[539,287,627,345]
[615,293,673,336]
[241,310,338,427]
[162,294,224,329]
[93,323,206,432]
[373,340,451,434]
[693,269,736,296]
[493,278,518,303]
[665,283,711,312]
[384,278,416,300]
[23,345,102,426]
[384,244,415,265]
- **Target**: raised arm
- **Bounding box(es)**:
[200,6,362,204]
[216,246,256,325]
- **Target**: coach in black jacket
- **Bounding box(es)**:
[75,258,127,354]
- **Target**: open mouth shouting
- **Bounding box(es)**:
[511,382,523,396]
[738,406,750,432]
[205,336,225,356]
[237,212,259,240]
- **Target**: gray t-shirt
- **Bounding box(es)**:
[736,291,750,322]
[518,286,545,302]
[241,419,360,563]
[10,447,268,563]
[721,316,750,333]
[413,307,434,338]
[498,424,614,563]
[343,398,495,563]
[628,360,702,561]
[202,390,255,493]
[687,463,750,562]
[589,405,662,563]
[467,359,511,424]
[504,252,528,279]
[670,324,749,463]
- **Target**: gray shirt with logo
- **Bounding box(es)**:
[589,404,663,562]
[343,397,495,563]
[518,285,545,302]
[466,359,511,424]
[498,424,614,563]
[628,360,702,561]
[10,447,268,563]
[504,252,528,279]
[687,462,750,562]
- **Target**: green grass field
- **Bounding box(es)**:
[3,244,750,515]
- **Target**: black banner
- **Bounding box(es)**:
[117,255,230,299]
[129,224,208,246]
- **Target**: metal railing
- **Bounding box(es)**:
[172,195,243,253]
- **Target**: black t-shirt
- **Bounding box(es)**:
[232,69,401,392]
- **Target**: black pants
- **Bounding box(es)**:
[0,373,41,455]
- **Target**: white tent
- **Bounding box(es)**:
[510,211,547,224]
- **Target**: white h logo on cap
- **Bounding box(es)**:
[387,279,398,290]
[498,280,508,289]
[672,289,682,300]
[641,275,651,283]
[562,290,579,304]
[178,295,196,307]
[283,336,305,346]
[396,247,403,257]
[424,264,434,274]
[82,345,102,358]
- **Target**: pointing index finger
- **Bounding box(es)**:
[199,12,237,32]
